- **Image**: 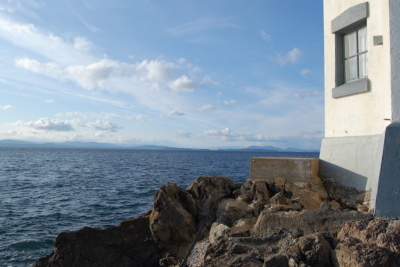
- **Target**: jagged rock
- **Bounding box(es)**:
[329,200,342,211]
[332,241,396,267]
[209,223,229,245]
[150,183,197,258]
[267,178,328,210]
[322,177,369,210]
[217,200,253,227]
[265,202,302,212]
[287,233,332,267]
[336,219,400,255]
[269,192,289,205]
[33,213,162,267]
[187,176,234,225]
[237,179,270,204]
[252,206,373,238]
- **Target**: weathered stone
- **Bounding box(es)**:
[150,183,197,258]
[288,233,332,267]
[253,207,373,238]
[329,200,342,211]
[265,202,302,212]
[285,181,327,210]
[263,255,289,267]
[269,192,289,205]
[332,241,396,267]
[237,179,271,204]
[187,176,234,225]
[33,213,162,267]
[209,223,229,245]
[336,219,400,255]
[217,200,253,227]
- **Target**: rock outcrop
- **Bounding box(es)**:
[33,212,161,267]
[34,175,400,267]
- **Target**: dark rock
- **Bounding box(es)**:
[33,213,162,267]
[187,176,234,229]
[150,183,197,259]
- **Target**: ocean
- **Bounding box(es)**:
[0,147,319,266]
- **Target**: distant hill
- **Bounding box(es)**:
[0,139,318,152]
[218,145,319,153]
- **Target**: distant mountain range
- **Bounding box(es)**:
[0,139,319,152]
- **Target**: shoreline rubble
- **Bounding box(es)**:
[33,176,400,267]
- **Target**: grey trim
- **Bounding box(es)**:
[332,77,370,98]
[373,35,383,46]
[332,2,369,33]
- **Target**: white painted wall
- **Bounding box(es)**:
[324,0,392,138]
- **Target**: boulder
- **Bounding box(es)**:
[332,241,396,267]
[236,179,270,204]
[187,176,234,225]
[150,183,197,258]
[33,213,162,267]
[287,233,332,267]
[267,178,328,210]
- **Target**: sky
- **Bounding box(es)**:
[0,0,324,150]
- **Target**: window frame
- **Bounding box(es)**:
[331,2,370,99]
[343,26,368,83]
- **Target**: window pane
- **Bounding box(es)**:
[345,57,358,82]
[358,27,367,53]
[359,53,368,78]
[344,32,357,58]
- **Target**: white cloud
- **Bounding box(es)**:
[0,105,14,110]
[275,48,302,65]
[198,104,216,112]
[169,75,196,92]
[73,36,92,52]
[18,118,75,131]
[224,99,237,105]
[45,99,55,103]
[0,17,95,65]
[137,60,179,82]
[66,59,118,90]
[87,120,122,132]
[300,68,312,77]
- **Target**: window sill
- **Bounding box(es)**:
[332,78,370,98]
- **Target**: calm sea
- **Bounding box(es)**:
[0,147,318,266]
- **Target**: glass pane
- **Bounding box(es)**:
[359,53,368,78]
[358,27,367,53]
[345,57,358,82]
[344,31,357,58]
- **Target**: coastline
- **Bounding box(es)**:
[32,175,400,266]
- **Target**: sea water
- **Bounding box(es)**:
[0,147,318,266]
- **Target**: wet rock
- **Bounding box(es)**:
[150,183,197,258]
[33,213,162,267]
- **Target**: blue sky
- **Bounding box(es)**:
[0,0,324,149]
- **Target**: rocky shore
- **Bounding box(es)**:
[34,176,400,266]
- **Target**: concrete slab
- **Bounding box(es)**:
[249,157,319,183]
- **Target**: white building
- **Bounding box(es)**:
[320,0,400,217]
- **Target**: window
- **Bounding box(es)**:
[331,2,370,98]
[344,26,368,82]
